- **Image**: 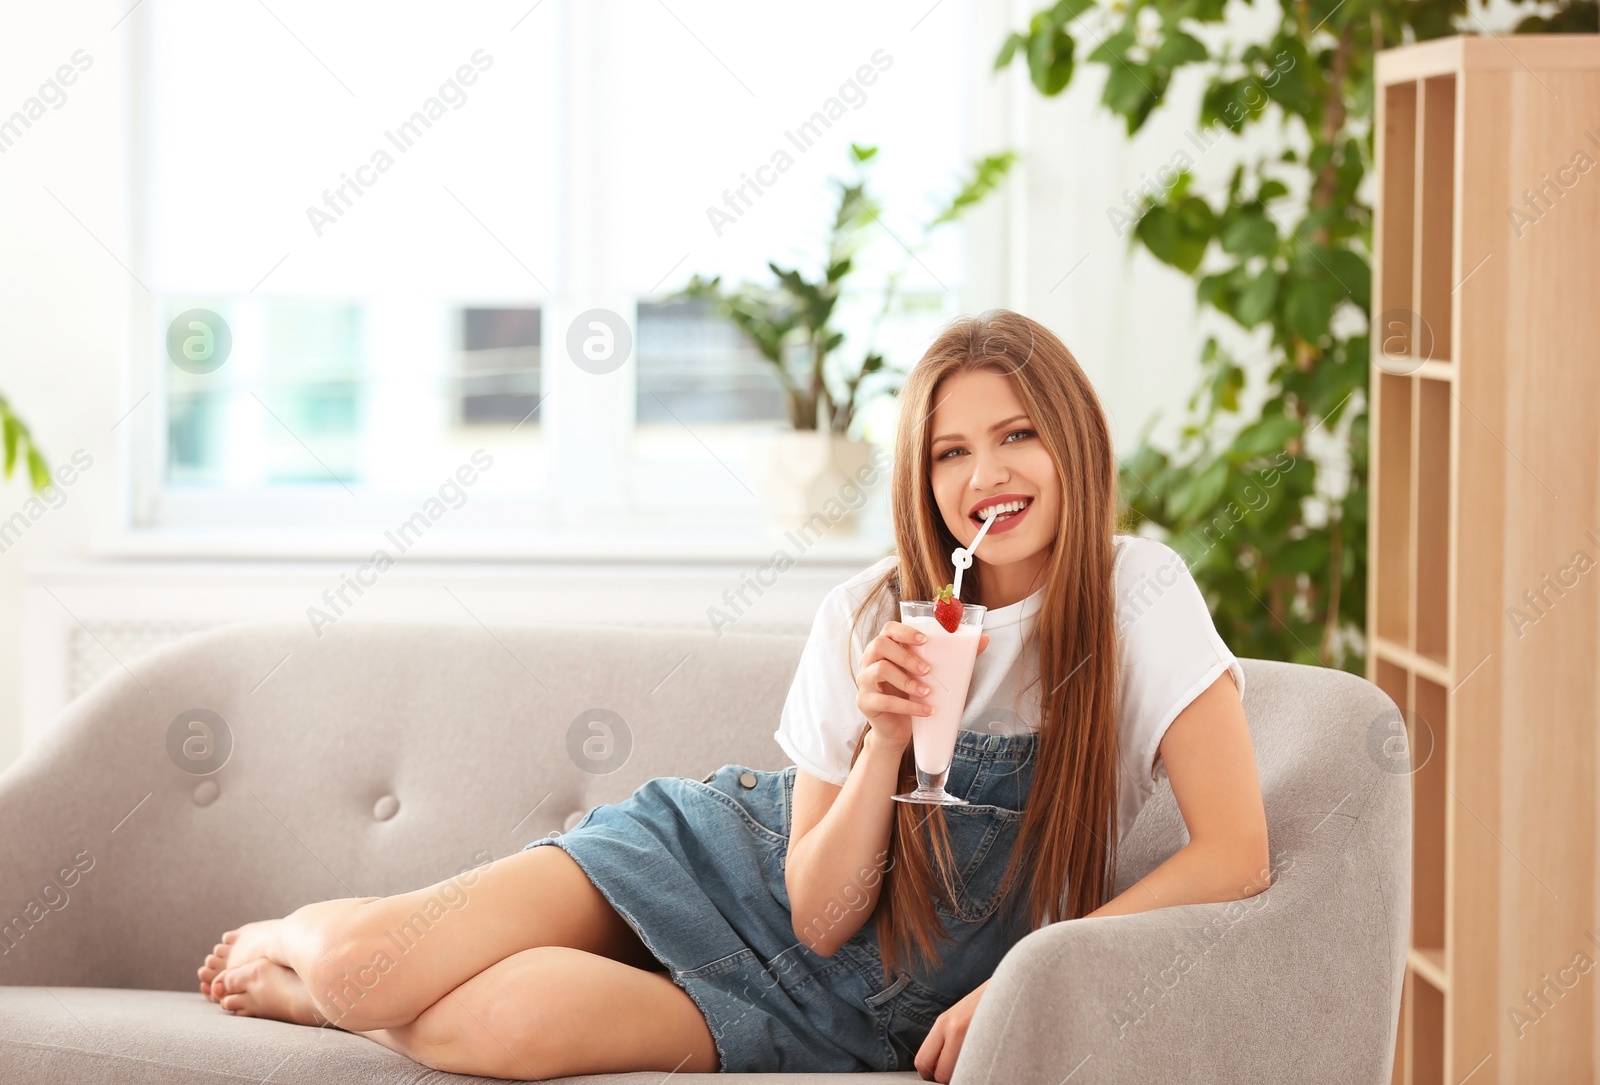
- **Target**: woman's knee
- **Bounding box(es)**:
[399,951,576,1077]
[474,947,581,1055]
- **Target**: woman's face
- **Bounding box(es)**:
[927,368,1059,568]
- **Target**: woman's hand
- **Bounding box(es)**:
[915,978,988,1082]
[856,622,989,749]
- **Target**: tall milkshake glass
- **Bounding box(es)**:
[890,600,987,805]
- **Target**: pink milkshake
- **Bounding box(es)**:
[890,508,998,806]
[892,599,987,805]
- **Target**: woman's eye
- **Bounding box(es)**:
[934,429,1033,461]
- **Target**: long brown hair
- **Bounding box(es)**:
[846,308,1123,983]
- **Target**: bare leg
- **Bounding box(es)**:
[218,944,717,1078]
[199,845,665,1032]
[362,946,717,1078]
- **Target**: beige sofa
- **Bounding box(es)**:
[0,619,1408,1083]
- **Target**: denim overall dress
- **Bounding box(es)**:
[522,727,1040,1073]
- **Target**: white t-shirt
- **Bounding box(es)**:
[773,534,1246,842]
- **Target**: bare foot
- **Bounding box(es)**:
[198,919,284,1003]
[216,958,330,1027]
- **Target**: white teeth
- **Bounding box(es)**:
[977,499,1030,521]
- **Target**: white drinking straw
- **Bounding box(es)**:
[951,508,998,598]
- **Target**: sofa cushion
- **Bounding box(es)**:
[0,986,918,1084]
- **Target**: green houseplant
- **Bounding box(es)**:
[678,142,1018,438]
[997,0,1593,672]
[675,143,1016,532]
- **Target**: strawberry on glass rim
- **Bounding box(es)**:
[932,583,963,633]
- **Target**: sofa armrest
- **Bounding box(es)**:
[956,897,1278,1084]
[955,809,1405,1085]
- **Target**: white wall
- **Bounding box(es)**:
[0,0,1284,776]
[0,4,135,772]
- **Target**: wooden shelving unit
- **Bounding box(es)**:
[1370,35,1600,1085]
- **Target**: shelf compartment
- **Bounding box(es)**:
[1412,675,1449,951]
[1412,976,1446,1085]
[1374,372,1414,646]
[1415,75,1456,365]
[1414,377,1451,667]
[1378,81,1418,368]
[1371,637,1452,689]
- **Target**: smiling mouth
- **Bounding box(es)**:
[971,497,1033,526]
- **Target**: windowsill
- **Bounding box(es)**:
[88,522,896,565]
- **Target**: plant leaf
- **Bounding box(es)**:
[995,32,1026,70]
[1027,24,1075,95]
[26,446,50,491]
[1230,411,1300,460]
[1284,276,1343,344]
[1136,194,1215,274]
[1102,62,1153,117]
[1235,267,1279,325]
[1167,457,1229,522]
[1152,30,1208,68]
[1220,213,1277,258]
[929,152,1020,228]
[2,411,17,477]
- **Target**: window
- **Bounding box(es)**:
[131,0,976,538]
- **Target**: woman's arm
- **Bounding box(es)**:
[1086,668,1270,919]
[784,727,905,957]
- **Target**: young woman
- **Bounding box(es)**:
[196,309,1268,1082]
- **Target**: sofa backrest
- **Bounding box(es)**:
[0,620,808,989]
[0,620,1407,997]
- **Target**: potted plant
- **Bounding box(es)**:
[676,142,1016,533]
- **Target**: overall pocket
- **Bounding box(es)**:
[684,764,790,850]
[928,802,1024,924]
[863,965,957,1033]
